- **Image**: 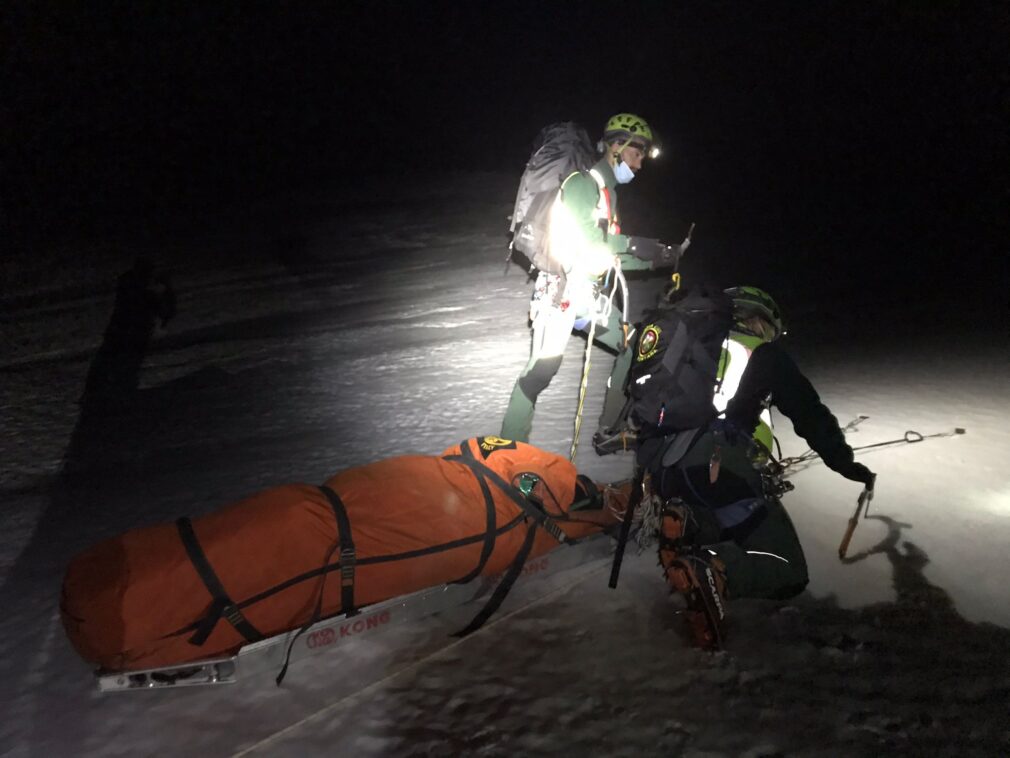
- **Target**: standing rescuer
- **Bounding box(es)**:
[501,113,689,444]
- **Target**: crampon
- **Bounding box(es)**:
[658,501,728,650]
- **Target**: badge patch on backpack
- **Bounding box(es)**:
[637,325,662,361]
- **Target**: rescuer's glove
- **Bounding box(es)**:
[627,236,684,270]
[838,462,876,488]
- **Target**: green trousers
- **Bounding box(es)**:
[501,302,631,443]
[695,496,810,601]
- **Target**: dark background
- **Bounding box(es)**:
[3,1,1007,320]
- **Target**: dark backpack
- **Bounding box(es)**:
[629,285,735,437]
[509,122,596,274]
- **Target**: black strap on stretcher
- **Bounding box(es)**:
[275,484,357,685]
[449,454,498,585]
[446,439,576,637]
[446,442,572,545]
[319,484,358,617]
[176,517,264,646]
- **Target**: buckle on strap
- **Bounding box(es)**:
[340,547,356,585]
[223,604,245,628]
[542,519,567,544]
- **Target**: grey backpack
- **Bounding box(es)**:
[509,122,595,274]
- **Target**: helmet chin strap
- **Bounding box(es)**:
[601,136,635,164]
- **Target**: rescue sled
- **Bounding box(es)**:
[60,436,629,689]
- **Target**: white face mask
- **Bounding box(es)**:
[614,160,635,184]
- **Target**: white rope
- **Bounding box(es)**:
[593,265,629,328]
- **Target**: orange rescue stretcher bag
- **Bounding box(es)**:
[61,437,621,672]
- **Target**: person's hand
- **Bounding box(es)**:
[627,236,666,261]
[626,236,685,270]
[651,237,691,269]
[652,243,682,270]
[839,462,876,488]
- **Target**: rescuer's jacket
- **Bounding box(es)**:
[724,339,859,476]
[551,158,653,283]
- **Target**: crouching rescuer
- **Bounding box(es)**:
[501,113,691,444]
[630,286,877,649]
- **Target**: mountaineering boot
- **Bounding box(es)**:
[592,425,639,456]
[661,548,728,650]
[657,502,727,649]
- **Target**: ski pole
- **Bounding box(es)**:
[838,478,875,560]
[781,415,870,468]
[782,425,965,470]
[609,466,647,588]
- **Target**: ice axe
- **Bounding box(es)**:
[838,476,875,560]
[837,427,965,558]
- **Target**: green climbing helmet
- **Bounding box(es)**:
[603,113,658,156]
[725,286,785,341]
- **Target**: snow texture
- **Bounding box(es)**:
[1,173,1008,756]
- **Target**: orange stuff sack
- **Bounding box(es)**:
[61,437,619,671]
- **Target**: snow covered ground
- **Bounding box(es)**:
[1,173,1007,756]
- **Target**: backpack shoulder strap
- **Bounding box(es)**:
[560,168,593,191]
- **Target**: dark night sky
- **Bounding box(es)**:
[3,1,1007,309]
